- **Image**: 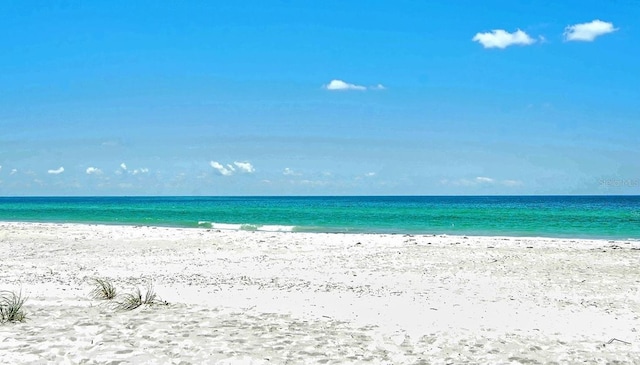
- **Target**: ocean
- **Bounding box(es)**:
[0,196,638,239]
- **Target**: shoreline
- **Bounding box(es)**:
[2,219,639,242]
[2,195,639,241]
[1,222,639,363]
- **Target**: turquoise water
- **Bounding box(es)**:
[0,196,639,239]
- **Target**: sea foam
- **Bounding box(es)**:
[199,222,295,232]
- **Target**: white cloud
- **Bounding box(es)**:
[472,29,535,49]
[355,171,377,181]
[210,161,234,176]
[564,20,617,42]
[442,176,523,187]
[475,176,494,184]
[233,161,255,173]
[210,161,255,176]
[10,169,17,176]
[502,179,524,187]
[48,167,65,175]
[132,168,149,175]
[283,167,301,176]
[115,163,149,176]
[323,80,386,91]
[86,167,103,175]
[324,79,367,91]
[113,163,151,177]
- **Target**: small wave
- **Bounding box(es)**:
[203,222,296,232]
[211,223,243,230]
[256,224,296,232]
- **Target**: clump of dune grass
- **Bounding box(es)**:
[89,278,117,300]
[115,283,164,311]
[0,290,27,323]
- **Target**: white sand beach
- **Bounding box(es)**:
[1,222,639,364]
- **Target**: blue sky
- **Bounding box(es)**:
[1,0,638,196]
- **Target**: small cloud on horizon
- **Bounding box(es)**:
[355,171,377,181]
[324,79,385,91]
[472,29,535,49]
[234,161,255,173]
[564,20,617,42]
[283,167,302,176]
[115,162,127,175]
[210,161,255,176]
[475,176,495,183]
[324,79,367,91]
[47,167,65,175]
[115,163,149,176]
[86,167,103,175]
[132,168,149,175]
[502,179,524,187]
[210,161,234,176]
[441,176,523,187]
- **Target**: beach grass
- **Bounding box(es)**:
[115,283,163,311]
[89,278,117,300]
[0,290,27,323]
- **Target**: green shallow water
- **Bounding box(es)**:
[0,196,639,239]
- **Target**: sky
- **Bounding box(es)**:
[1,0,639,196]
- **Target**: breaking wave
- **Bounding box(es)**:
[197,221,297,232]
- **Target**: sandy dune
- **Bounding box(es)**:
[1,222,639,364]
